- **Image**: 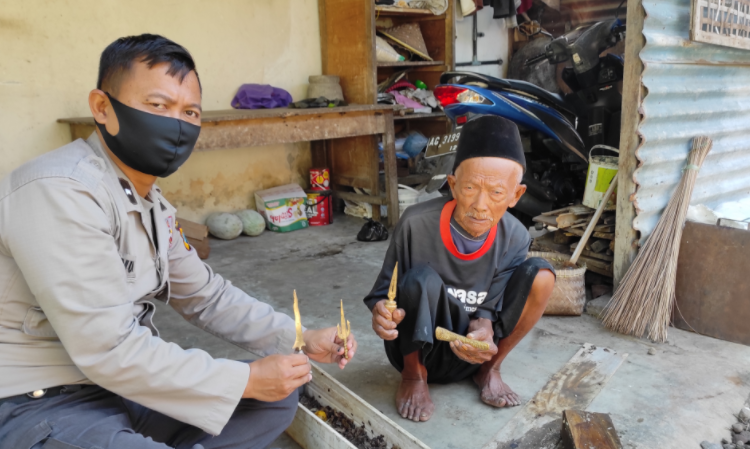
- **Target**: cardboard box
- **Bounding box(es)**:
[254,184,309,233]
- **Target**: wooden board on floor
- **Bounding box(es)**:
[481,344,627,449]
[561,410,623,449]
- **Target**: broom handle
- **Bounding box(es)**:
[570,175,619,265]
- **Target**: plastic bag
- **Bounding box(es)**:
[357,218,389,242]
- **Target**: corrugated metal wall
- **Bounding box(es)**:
[633,0,750,241]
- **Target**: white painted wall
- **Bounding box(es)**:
[454,8,511,78]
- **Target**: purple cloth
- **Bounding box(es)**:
[231,84,292,109]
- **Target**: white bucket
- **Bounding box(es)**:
[582,145,619,211]
[398,184,420,215]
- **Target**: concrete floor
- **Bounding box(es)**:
[153,214,750,449]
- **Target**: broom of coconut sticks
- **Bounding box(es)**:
[602,136,713,342]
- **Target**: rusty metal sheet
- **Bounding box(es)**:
[674,221,750,345]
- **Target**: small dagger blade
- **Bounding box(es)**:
[388,262,398,301]
[293,290,305,352]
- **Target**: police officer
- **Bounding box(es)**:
[0,34,357,449]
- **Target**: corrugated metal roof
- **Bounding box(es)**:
[633,0,750,241]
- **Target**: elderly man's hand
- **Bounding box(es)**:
[372,300,405,341]
[449,318,498,365]
[302,327,357,369]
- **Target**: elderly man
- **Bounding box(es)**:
[365,116,555,422]
[0,34,356,449]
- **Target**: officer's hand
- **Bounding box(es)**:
[449,318,498,365]
[243,354,311,401]
[372,299,405,341]
[302,327,357,369]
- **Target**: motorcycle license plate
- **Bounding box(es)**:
[424,131,462,158]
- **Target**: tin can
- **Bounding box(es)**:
[305,189,333,226]
[310,168,330,191]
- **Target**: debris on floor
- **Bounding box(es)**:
[703,406,750,449]
[299,394,394,449]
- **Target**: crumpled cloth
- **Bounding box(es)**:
[409,0,449,15]
[231,84,292,109]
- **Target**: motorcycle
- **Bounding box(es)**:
[427,18,626,222]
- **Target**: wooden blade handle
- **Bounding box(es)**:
[435,326,490,351]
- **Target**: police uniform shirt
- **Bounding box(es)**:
[0,133,298,435]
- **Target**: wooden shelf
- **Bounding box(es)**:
[375,6,434,16]
[377,60,445,68]
[394,112,446,121]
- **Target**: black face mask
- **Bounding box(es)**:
[95,93,201,177]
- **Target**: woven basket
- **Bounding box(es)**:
[528,251,587,316]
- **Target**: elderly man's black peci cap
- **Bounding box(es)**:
[452,115,526,174]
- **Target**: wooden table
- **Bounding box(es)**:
[58,105,400,225]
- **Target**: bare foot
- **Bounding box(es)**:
[473,365,521,407]
[396,378,435,422]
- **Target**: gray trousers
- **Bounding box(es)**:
[0,385,298,449]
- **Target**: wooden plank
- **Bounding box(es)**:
[291,364,430,449]
[578,256,614,277]
[533,215,559,227]
[286,404,356,449]
[580,249,614,263]
[564,228,615,240]
[614,0,646,289]
[321,0,376,104]
[556,213,591,229]
[393,112,446,121]
[58,105,395,125]
[177,217,208,241]
[374,5,434,16]
[196,111,387,151]
[382,110,400,226]
[377,60,445,68]
[332,190,387,205]
[553,231,575,245]
[63,111,390,152]
[481,344,627,449]
[541,206,571,216]
[590,240,609,254]
[561,410,622,449]
[532,233,572,254]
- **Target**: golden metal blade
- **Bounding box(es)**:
[293,290,305,353]
[336,299,351,359]
[384,262,398,314]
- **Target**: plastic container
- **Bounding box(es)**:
[403,132,429,158]
[583,145,619,211]
[398,184,421,216]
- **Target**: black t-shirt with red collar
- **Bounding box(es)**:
[364,196,531,322]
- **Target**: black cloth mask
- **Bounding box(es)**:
[95,93,201,177]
